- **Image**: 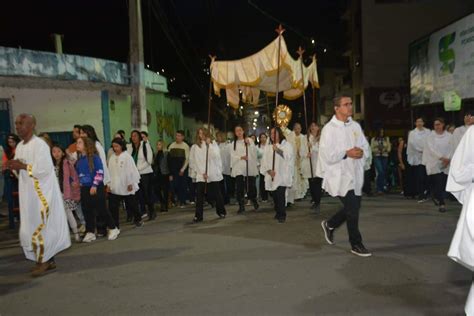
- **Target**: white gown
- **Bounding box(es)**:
[261,140,294,191]
[300,134,319,179]
[407,127,430,166]
[446,126,474,315]
[421,130,453,176]
[15,136,71,263]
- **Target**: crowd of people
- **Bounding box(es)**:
[1,97,473,280]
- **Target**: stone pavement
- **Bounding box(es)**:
[0,194,471,315]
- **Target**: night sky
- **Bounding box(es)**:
[0,0,348,120]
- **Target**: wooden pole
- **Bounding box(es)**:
[272,25,285,179]
[205,55,215,193]
[312,55,317,124]
[297,47,314,178]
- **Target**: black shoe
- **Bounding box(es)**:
[218,213,226,219]
[432,198,440,206]
[160,209,168,213]
[192,217,203,223]
[321,220,335,245]
[439,205,446,213]
[277,218,286,223]
[147,214,156,221]
[237,205,245,214]
[134,221,144,228]
[351,244,372,257]
[253,200,259,211]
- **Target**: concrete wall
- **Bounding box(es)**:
[361,0,474,88]
[0,87,104,141]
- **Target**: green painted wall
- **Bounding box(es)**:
[108,91,183,150]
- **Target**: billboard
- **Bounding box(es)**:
[410,13,474,107]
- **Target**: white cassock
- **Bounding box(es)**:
[422,131,453,176]
[286,132,309,201]
[108,151,141,195]
[190,141,223,183]
[452,125,471,151]
[14,136,71,263]
[446,126,474,315]
[230,140,258,178]
[407,127,431,166]
[300,134,319,179]
[316,116,370,197]
[261,140,294,191]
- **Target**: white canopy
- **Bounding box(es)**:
[210,35,319,108]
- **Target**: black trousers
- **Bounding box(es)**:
[138,173,155,217]
[195,181,226,220]
[154,173,169,211]
[235,175,257,207]
[272,186,287,220]
[309,177,323,206]
[80,185,116,233]
[259,174,268,201]
[219,179,230,204]
[224,175,234,201]
[362,170,372,195]
[109,193,141,228]
[413,165,429,198]
[327,190,363,247]
[430,173,448,206]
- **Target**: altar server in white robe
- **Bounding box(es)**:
[446,125,474,316]
[422,118,454,213]
[452,110,474,151]
[190,128,227,222]
[407,117,431,202]
[7,114,70,277]
[261,127,294,223]
[108,137,143,228]
[317,95,372,257]
[300,122,323,211]
[286,122,309,205]
[231,125,259,213]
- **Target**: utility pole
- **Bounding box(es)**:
[129,0,147,131]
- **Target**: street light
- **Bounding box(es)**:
[253,118,257,122]
[254,111,259,115]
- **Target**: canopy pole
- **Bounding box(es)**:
[297,47,313,178]
[272,25,285,180]
[205,55,215,193]
[312,55,317,123]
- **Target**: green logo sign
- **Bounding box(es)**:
[443,91,461,111]
[439,32,456,75]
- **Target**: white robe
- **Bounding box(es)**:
[407,127,430,166]
[422,131,453,176]
[190,141,223,183]
[230,140,258,177]
[108,151,141,196]
[446,126,474,315]
[286,132,309,201]
[257,144,267,175]
[300,134,319,179]
[14,136,71,263]
[316,116,370,197]
[261,140,294,191]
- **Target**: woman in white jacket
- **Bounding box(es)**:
[261,127,294,223]
[190,128,226,222]
[422,118,454,212]
[231,125,259,213]
[300,122,322,211]
[108,138,143,228]
[127,130,155,220]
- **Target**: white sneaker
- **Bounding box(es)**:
[82,232,96,243]
[108,228,120,241]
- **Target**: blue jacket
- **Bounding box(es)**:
[76,154,104,188]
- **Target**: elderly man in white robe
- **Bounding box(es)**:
[286,122,309,205]
[317,95,371,257]
[446,125,474,315]
[6,114,70,277]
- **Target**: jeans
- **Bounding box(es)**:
[374,156,388,193]
[327,190,363,247]
[109,193,141,228]
[171,171,187,205]
[413,165,429,198]
[80,185,116,233]
[137,173,155,218]
[195,181,226,220]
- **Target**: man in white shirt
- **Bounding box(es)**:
[407,117,431,202]
[317,95,371,257]
[452,110,474,150]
